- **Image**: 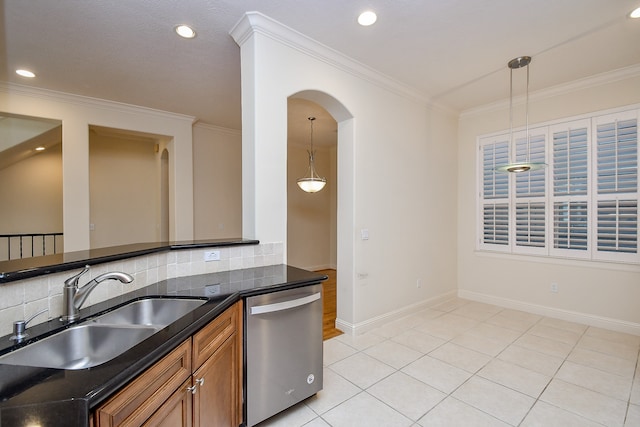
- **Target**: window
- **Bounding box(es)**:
[550,119,590,257]
[481,137,509,249]
[477,106,639,264]
[594,112,638,262]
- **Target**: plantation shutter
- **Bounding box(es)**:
[477,106,639,264]
[514,130,547,251]
[594,113,638,261]
[480,138,509,248]
[550,120,590,257]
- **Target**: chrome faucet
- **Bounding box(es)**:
[61,265,134,322]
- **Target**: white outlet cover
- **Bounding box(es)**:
[204,250,221,262]
[205,284,221,296]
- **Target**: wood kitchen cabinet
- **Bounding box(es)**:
[94,301,243,427]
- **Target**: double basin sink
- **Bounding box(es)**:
[0,298,206,370]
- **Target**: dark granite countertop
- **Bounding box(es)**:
[0,238,259,283]
[0,264,327,427]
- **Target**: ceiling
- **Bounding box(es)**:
[2,0,640,135]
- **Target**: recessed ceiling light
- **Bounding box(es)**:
[16,69,36,78]
[630,7,640,18]
[35,146,46,152]
[175,25,196,39]
[358,11,377,26]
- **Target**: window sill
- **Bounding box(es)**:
[474,249,640,273]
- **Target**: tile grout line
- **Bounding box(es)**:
[307,299,638,427]
[514,316,589,426]
[623,345,640,426]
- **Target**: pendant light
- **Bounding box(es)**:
[496,56,546,173]
[297,117,327,193]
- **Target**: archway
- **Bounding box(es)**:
[288,90,354,336]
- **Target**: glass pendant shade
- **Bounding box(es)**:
[297,117,326,193]
[496,56,547,173]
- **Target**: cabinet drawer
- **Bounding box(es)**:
[192,303,237,369]
[95,339,192,427]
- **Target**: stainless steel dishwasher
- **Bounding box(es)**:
[245,283,323,426]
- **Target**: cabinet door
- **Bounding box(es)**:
[193,333,237,427]
[95,340,192,427]
[192,303,237,369]
[143,378,193,427]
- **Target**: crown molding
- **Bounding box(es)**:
[460,63,640,119]
[230,12,457,113]
[0,82,196,123]
[193,121,241,136]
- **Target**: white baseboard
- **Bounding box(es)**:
[458,289,640,336]
[335,290,458,336]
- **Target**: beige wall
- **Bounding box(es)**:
[0,143,62,234]
[193,123,242,239]
[0,84,195,251]
[458,72,640,332]
[287,144,336,270]
[89,132,160,248]
[0,143,63,258]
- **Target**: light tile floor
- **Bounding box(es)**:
[256,298,640,427]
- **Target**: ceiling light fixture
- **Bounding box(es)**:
[297,117,326,193]
[496,56,546,173]
[35,146,45,152]
[630,7,640,18]
[358,11,377,26]
[175,25,196,39]
[16,69,36,78]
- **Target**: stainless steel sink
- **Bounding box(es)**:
[91,298,206,327]
[0,298,207,370]
[0,324,159,369]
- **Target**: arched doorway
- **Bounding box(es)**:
[287,90,354,339]
[287,98,339,338]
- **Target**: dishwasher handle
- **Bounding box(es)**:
[250,292,321,315]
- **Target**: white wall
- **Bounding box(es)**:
[0,84,195,252]
[193,123,242,239]
[231,13,459,331]
[458,71,640,333]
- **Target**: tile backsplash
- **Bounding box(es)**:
[0,242,283,336]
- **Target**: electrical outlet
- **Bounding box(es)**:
[204,250,221,262]
[205,284,221,296]
[550,282,558,293]
[416,279,422,288]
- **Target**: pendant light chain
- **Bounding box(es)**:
[496,56,546,173]
[525,58,530,164]
[509,63,514,164]
[296,116,327,192]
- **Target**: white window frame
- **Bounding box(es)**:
[476,105,639,265]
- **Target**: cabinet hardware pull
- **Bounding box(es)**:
[187,385,197,394]
[196,378,205,386]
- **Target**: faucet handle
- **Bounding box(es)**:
[10,308,48,342]
[64,265,90,288]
